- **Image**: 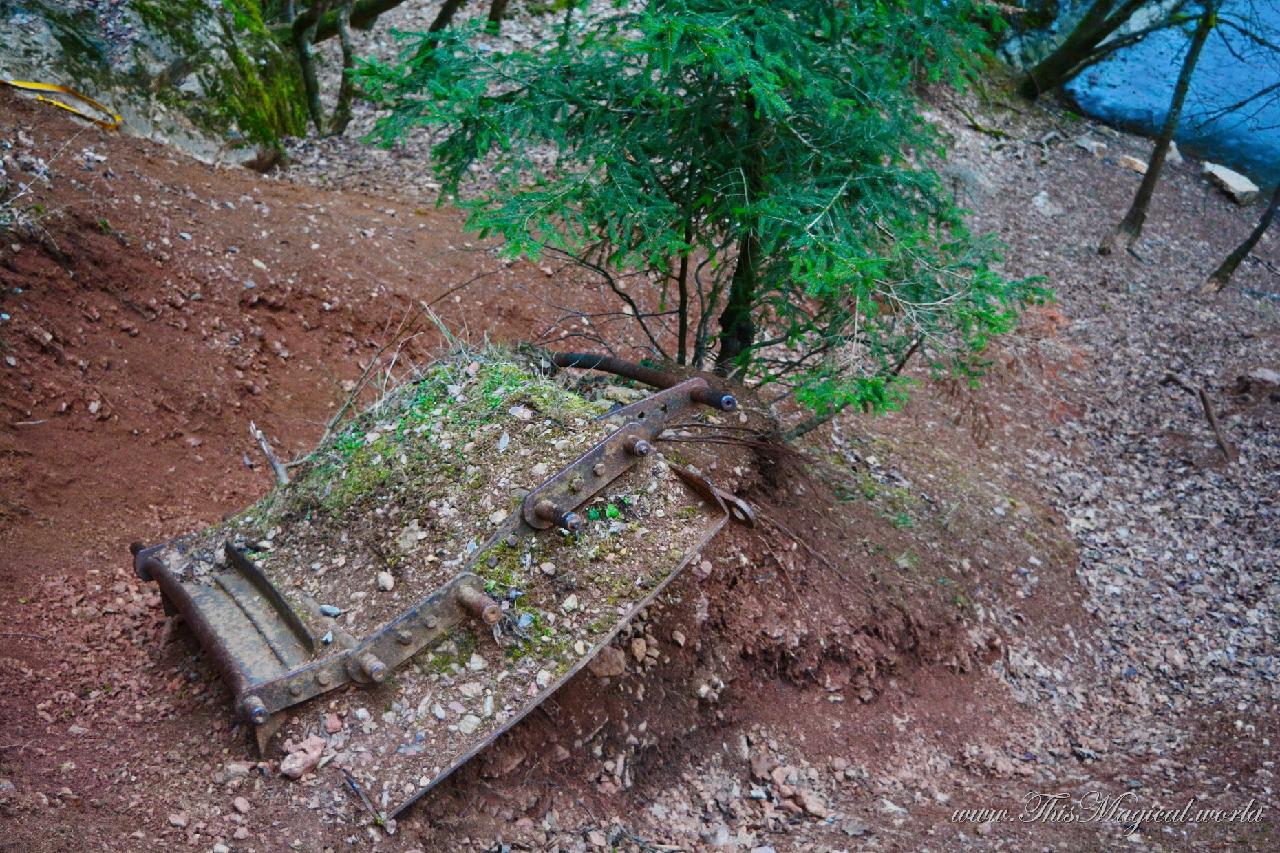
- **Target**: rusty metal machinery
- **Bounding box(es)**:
[133,354,752,819]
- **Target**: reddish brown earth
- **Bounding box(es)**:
[2,87,1276,853]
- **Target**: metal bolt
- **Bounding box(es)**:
[241,695,269,726]
[534,499,582,533]
[422,615,439,629]
[396,629,413,645]
[568,475,584,493]
[316,670,331,686]
[456,585,502,626]
[289,682,303,697]
[353,652,387,683]
[625,436,653,457]
[592,462,606,477]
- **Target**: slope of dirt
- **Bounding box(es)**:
[2,77,1278,853]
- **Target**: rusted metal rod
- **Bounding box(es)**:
[548,351,738,412]
[455,586,502,626]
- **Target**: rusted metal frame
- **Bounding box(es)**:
[225,544,316,653]
[522,378,716,531]
[242,572,500,722]
[550,351,739,412]
[133,544,255,705]
[388,500,731,820]
[135,539,506,730]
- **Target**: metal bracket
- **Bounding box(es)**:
[522,377,735,531]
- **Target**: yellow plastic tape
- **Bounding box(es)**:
[2,80,122,131]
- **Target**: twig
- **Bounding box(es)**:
[0,631,50,642]
[340,768,386,828]
[249,421,290,485]
[1196,387,1236,464]
[293,306,423,465]
[1160,374,1236,463]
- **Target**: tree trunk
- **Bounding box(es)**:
[714,89,764,376]
[715,232,758,375]
[487,0,511,33]
[292,3,327,132]
[1099,3,1214,255]
[430,0,467,37]
[675,219,691,366]
[328,0,357,135]
[1018,0,1137,99]
[1205,183,1280,292]
[301,0,406,43]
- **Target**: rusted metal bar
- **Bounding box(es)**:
[455,585,502,625]
[549,351,738,412]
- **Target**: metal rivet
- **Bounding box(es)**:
[316,671,331,686]
[396,629,413,645]
[289,682,303,697]
[592,462,606,477]
[422,615,439,629]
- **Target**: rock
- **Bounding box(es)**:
[879,798,907,815]
[318,604,342,617]
[1117,155,1148,175]
[750,847,778,853]
[1032,190,1062,216]
[795,788,831,818]
[1203,162,1259,204]
[376,571,395,592]
[561,594,579,612]
[1246,367,1280,386]
[233,827,250,841]
[223,761,252,779]
[750,751,777,780]
[167,813,189,828]
[213,844,230,853]
[1074,136,1107,157]
[535,670,552,688]
[232,796,250,814]
[280,735,326,780]
[396,520,423,553]
[672,630,686,647]
[458,714,481,735]
[1167,141,1184,165]
[467,653,487,671]
[629,637,648,663]
[588,646,627,678]
[458,682,483,699]
[539,561,556,576]
[325,713,343,734]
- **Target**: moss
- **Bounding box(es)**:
[128,0,307,149]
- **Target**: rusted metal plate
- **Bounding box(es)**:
[265,455,728,820]
[132,357,752,818]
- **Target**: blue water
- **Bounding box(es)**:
[1059,0,1280,190]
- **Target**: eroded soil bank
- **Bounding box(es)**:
[1,78,1277,853]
